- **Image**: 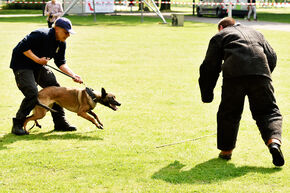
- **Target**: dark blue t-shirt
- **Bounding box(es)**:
[10,28,66,71]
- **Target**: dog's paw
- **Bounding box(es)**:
[96,124,104,130]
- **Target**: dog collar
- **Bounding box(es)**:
[85,87,98,103]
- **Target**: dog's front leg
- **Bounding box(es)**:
[88,110,103,127]
[77,111,103,129]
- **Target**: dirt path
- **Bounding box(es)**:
[184,16,290,32]
[110,12,290,32]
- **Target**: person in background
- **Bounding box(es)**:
[198,17,284,167]
[10,17,83,135]
[247,0,257,21]
[45,0,63,28]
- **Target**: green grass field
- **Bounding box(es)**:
[0,15,289,192]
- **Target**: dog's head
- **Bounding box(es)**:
[97,88,121,111]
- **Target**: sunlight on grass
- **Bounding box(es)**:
[0,15,289,192]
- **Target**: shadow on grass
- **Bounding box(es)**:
[152,159,281,184]
[0,131,103,150]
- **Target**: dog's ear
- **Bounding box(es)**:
[101,88,107,98]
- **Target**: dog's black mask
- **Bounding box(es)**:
[100,88,121,111]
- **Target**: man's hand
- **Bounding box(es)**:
[73,74,83,84]
[59,64,83,84]
[38,57,50,65]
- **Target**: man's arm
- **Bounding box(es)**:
[59,64,83,83]
[198,36,222,103]
[55,3,63,17]
[23,50,49,65]
[44,3,50,17]
[263,40,277,72]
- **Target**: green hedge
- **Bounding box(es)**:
[3,0,48,10]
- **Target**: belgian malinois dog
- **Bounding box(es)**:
[23,87,121,132]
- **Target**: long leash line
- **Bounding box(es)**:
[156,132,217,148]
[46,64,87,86]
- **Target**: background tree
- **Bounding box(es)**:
[160,0,171,11]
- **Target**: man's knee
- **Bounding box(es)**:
[24,88,39,107]
[24,86,38,98]
[37,67,60,87]
[45,73,60,87]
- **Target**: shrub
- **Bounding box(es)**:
[2,0,47,10]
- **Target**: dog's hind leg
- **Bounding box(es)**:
[35,120,42,128]
[23,107,47,132]
[23,115,35,133]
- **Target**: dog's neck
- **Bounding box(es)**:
[94,93,102,103]
[88,92,103,109]
[85,88,100,109]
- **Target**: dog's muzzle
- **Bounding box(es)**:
[110,101,121,111]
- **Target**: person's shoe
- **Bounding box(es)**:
[218,150,232,160]
[268,143,284,167]
[54,121,77,132]
[11,118,28,135]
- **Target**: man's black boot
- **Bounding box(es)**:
[54,118,77,131]
[51,103,77,132]
[268,143,284,167]
[11,118,28,135]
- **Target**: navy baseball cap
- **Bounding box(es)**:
[55,17,75,34]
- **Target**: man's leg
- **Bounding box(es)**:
[247,7,252,21]
[217,78,246,159]
[12,69,38,135]
[247,76,284,166]
[47,21,53,28]
[253,6,257,21]
[36,67,76,131]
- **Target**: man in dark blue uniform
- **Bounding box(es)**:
[199,17,284,166]
[10,17,83,135]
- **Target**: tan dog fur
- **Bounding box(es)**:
[23,86,120,132]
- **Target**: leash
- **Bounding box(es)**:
[45,64,87,86]
[156,133,217,148]
[46,64,80,82]
[45,64,98,103]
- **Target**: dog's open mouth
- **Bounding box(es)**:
[110,104,118,111]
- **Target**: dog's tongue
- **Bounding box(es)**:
[110,104,118,111]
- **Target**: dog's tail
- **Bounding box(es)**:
[37,102,57,113]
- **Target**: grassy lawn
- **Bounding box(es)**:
[256,7,290,23]
[0,15,289,192]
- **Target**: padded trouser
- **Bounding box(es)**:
[217,76,282,151]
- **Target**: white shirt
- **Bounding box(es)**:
[45,1,63,22]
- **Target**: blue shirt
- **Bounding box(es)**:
[10,28,66,70]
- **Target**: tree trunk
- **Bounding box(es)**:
[192,0,195,16]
